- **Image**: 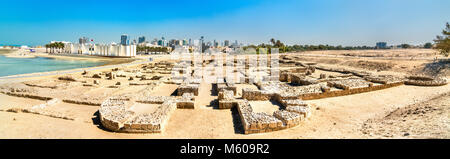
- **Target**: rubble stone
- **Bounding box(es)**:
[58,76,76,81]
[92,74,102,78]
[177,84,199,96]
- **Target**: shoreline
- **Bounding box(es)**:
[33,52,136,66]
[0,49,145,82]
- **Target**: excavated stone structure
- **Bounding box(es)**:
[404,75,447,86]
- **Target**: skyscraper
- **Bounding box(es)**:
[213,40,219,47]
[79,37,88,44]
[161,37,166,47]
[224,40,230,47]
[151,38,158,45]
[200,36,205,53]
[376,42,387,49]
[138,36,146,44]
[121,34,129,45]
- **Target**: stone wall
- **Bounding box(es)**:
[121,101,177,133]
[177,84,199,96]
[300,81,403,100]
[327,79,372,90]
[215,83,237,95]
[236,100,284,134]
[273,110,303,128]
[405,76,447,86]
[235,98,312,134]
[99,96,178,133]
[243,80,404,101]
[291,75,319,86]
[218,90,235,109]
[137,96,174,104]
[176,93,195,109]
[364,75,404,84]
[315,65,372,77]
[242,88,273,101]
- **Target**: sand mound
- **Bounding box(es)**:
[421,59,450,77]
[361,92,450,138]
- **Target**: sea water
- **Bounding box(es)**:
[0,55,105,77]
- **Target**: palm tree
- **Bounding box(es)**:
[270,38,276,46]
[50,43,54,53]
[275,40,283,48]
[45,44,49,53]
[59,42,65,53]
[56,42,61,53]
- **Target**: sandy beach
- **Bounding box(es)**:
[1,48,136,65]
[0,49,141,82]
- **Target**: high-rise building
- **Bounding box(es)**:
[200,36,205,53]
[121,34,130,45]
[138,36,146,44]
[376,42,387,49]
[151,38,158,45]
[161,37,166,47]
[224,40,230,47]
[168,39,177,47]
[213,40,219,47]
[79,37,89,44]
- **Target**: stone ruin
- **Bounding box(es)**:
[218,90,235,109]
[99,96,176,133]
[404,75,448,86]
[3,53,449,135]
[236,100,284,134]
[214,81,312,134]
[215,78,237,95]
[99,90,197,133]
[177,84,200,96]
[364,75,404,84]
[234,97,310,134]
[177,93,195,109]
[97,57,446,134]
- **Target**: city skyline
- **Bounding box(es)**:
[1,0,449,46]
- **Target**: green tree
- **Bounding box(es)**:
[434,22,450,57]
[45,44,50,53]
[424,42,433,49]
[270,38,276,45]
[401,44,410,49]
[57,42,64,53]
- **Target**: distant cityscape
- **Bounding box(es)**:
[0,34,435,53]
[34,35,245,54]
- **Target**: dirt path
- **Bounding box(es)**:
[194,81,217,109]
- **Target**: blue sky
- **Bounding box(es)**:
[0,0,449,46]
